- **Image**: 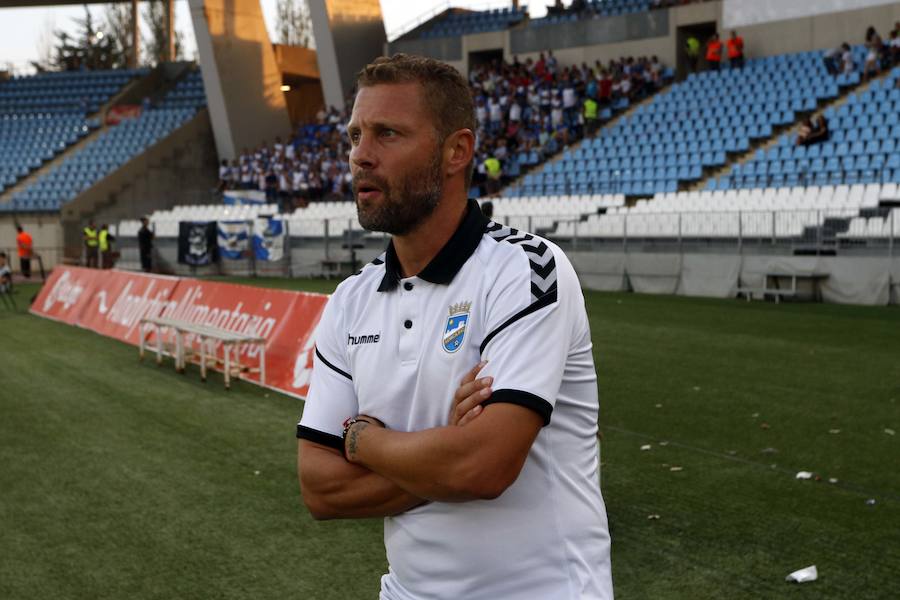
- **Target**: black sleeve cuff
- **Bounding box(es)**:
[296,424,343,451]
[482,389,553,426]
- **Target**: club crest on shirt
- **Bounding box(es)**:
[442,301,471,353]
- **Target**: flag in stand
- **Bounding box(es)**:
[217,221,250,260]
[178,221,218,265]
[252,216,285,262]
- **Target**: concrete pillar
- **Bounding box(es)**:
[308,0,387,110]
[131,0,140,69]
[187,0,292,160]
[166,0,175,61]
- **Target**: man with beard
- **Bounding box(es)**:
[296,54,612,600]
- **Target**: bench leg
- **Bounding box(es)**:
[224,344,231,390]
[156,325,163,366]
[259,345,266,386]
[176,331,184,373]
[200,336,207,382]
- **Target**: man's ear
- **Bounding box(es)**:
[444,129,476,178]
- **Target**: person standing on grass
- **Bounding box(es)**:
[296,54,613,600]
[138,217,154,273]
[15,225,33,279]
[0,251,11,293]
[83,219,98,268]
[98,224,115,269]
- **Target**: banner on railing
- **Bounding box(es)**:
[252,216,285,261]
[178,221,218,265]
[217,221,250,260]
[30,266,329,398]
[223,190,266,205]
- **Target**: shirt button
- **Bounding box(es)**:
[403,282,414,291]
[404,319,413,329]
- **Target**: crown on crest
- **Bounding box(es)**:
[448,301,472,316]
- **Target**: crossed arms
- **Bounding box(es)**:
[297,363,544,520]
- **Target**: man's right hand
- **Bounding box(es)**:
[449,361,493,427]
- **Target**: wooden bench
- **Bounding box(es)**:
[139,317,266,389]
[738,271,829,303]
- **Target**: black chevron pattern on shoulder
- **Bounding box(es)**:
[353,254,385,276]
[484,221,558,304]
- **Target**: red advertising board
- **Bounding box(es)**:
[77,270,182,344]
[30,267,329,398]
[32,265,105,325]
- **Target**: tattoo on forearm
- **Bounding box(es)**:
[347,422,369,462]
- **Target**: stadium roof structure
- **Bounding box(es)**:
[0,0,129,6]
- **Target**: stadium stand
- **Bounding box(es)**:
[504,47,865,198]
[418,7,526,39]
[470,53,672,197]
[228,105,352,204]
[548,183,899,242]
[220,54,672,206]
[0,68,147,195]
[708,66,900,190]
[0,69,206,213]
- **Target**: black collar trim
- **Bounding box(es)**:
[378,199,488,292]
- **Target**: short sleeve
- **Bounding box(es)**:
[297,291,358,451]
[478,239,575,426]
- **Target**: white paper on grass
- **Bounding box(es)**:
[785,565,817,583]
[795,471,813,480]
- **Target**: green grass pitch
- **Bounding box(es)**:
[1,277,898,599]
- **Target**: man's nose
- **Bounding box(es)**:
[350,135,377,171]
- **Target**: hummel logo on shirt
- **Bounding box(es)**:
[348,333,381,346]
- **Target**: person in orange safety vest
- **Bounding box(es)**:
[706,33,723,71]
[727,30,745,69]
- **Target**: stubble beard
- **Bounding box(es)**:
[353,150,444,236]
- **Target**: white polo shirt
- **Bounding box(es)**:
[297,200,613,600]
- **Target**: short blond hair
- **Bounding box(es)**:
[356,54,476,187]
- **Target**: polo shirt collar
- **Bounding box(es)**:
[378,199,488,292]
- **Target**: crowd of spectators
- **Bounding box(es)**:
[217,51,671,204]
[470,51,671,195]
[218,106,352,210]
[824,23,900,79]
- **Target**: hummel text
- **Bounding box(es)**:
[348,333,380,345]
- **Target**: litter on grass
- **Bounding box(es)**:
[640,444,652,451]
[785,565,818,583]
[761,447,778,454]
[647,514,660,520]
[658,441,669,446]
[885,428,896,436]
[760,422,771,430]
[828,429,841,434]
[866,498,877,506]
[828,478,838,484]
[669,466,683,472]
[795,471,813,480]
